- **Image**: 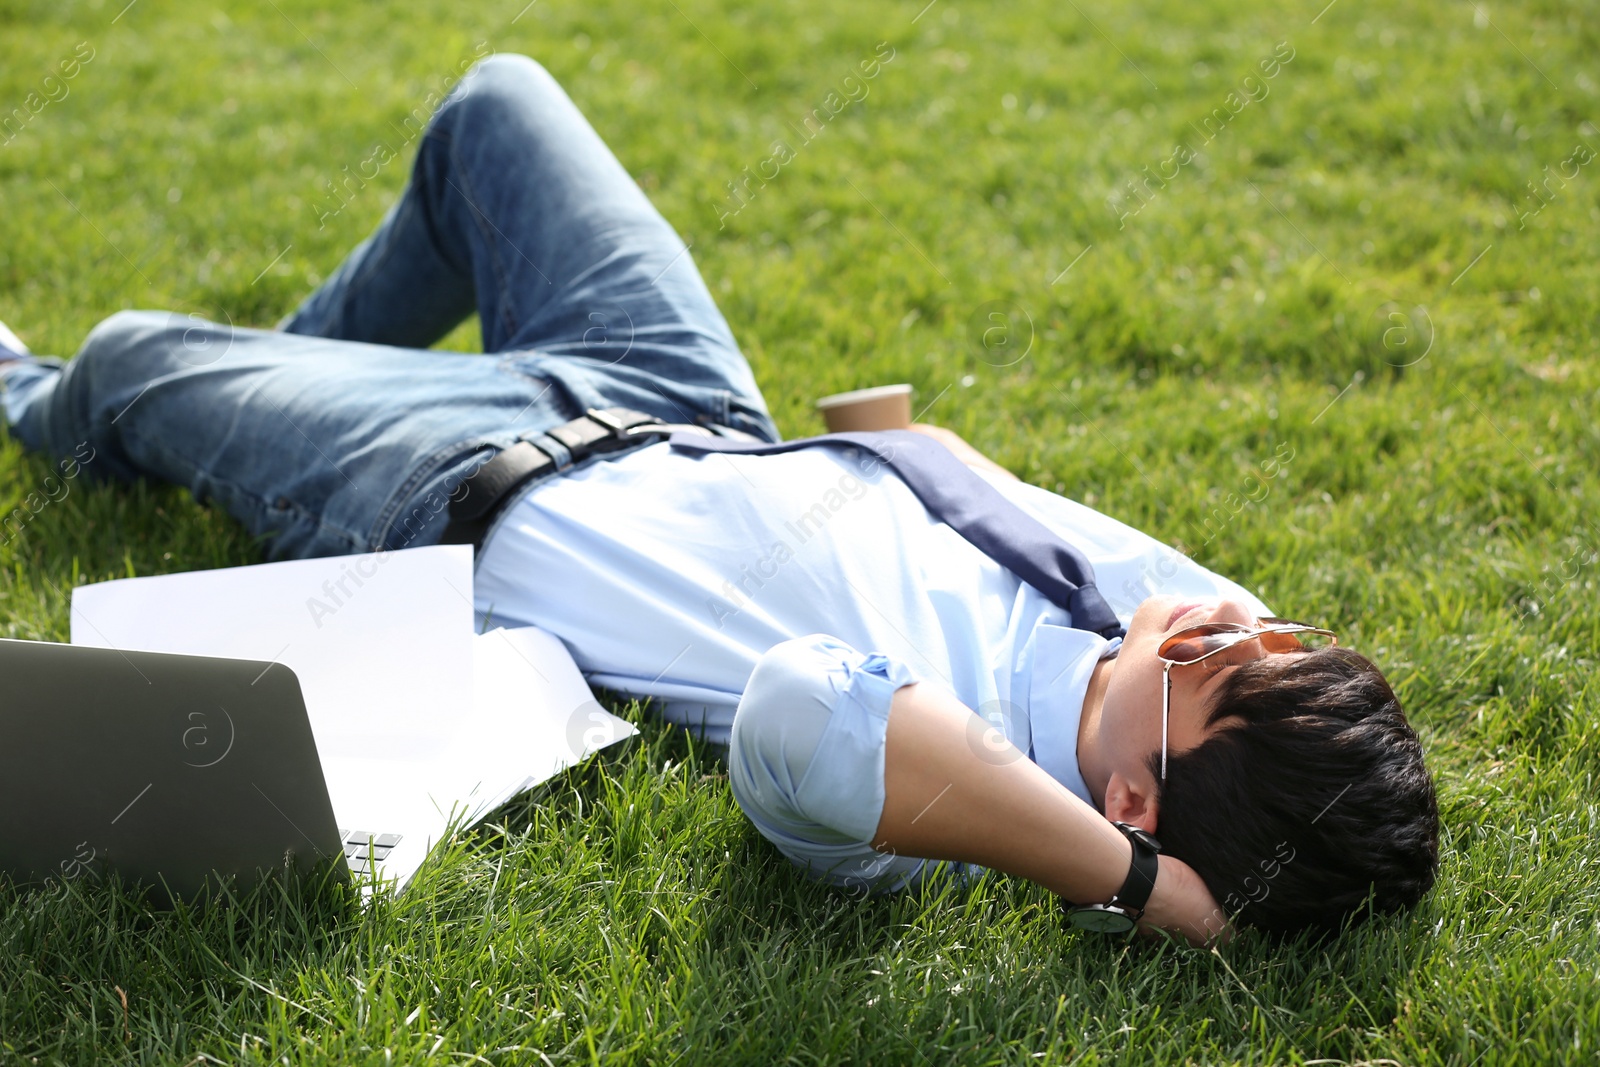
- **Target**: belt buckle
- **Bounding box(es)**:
[583,408,635,434]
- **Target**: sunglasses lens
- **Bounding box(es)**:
[1268,630,1335,652]
[1160,622,1333,662]
[1159,623,1250,663]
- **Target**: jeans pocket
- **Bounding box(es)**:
[190,466,365,561]
[259,494,367,560]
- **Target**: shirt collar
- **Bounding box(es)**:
[1024,623,1116,809]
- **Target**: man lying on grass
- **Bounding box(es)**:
[0,53,1438,943]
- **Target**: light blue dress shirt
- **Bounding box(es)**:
[472,441,1270,811]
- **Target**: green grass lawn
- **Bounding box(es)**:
[3,0,1598,1062]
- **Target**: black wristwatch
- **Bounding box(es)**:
[1064,822,1163,934]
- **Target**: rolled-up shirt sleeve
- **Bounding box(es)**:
[729,634,969,892]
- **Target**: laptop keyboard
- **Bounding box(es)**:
[337,829,403,874]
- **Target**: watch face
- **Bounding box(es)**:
[1068,906,1137,934]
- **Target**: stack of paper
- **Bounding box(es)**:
[70,544,634,889]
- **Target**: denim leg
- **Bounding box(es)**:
[282,53,776,439]
[3,311,576,558]
[1,53,779,559]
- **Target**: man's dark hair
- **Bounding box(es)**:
[1153,646,1439,937]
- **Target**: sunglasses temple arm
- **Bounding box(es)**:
[1160,662,1171,783]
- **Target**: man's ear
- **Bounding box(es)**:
[1102,770,1160,834]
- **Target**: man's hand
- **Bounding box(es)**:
[1140,853,1233,947]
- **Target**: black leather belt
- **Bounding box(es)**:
[440,407,706,549]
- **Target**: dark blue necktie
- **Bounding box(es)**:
[669,430,1126,640]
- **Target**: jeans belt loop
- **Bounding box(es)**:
[526,432,574,471]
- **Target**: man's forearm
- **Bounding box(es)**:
[874,681,1226,944]
[874,681,1127,898]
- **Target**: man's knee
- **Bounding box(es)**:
[77,310,163,365]
[452,53,560,120]
[467,51,548,83]
[77,309,233,374]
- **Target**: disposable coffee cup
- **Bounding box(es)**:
[815,384,914,432]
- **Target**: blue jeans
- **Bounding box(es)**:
[1,53,778,559]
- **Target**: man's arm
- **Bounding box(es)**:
[907,423,1018,482]
[874,680,1229,945]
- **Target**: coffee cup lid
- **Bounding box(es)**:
[815,383,914,409]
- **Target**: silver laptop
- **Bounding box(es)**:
[0,637,400,899]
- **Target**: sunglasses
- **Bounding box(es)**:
[1155,618,1337,782]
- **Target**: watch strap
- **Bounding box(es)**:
[1108,821,1162,916]
[1062,823,1164,934]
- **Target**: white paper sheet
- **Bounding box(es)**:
[69,545,634,889]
